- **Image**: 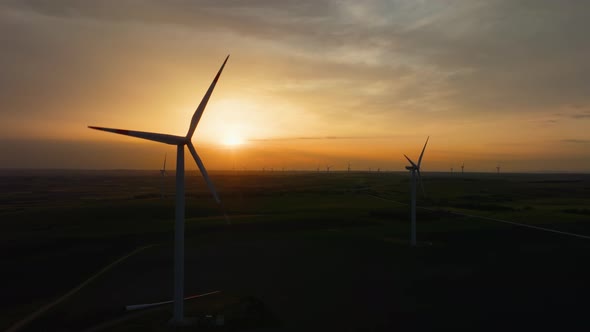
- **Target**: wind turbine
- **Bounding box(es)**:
[496,163,501,175]
[403,136,429,247]
[347,162,351,173]
[160,153,168,176]
[88,55,230,325]
[461,162,465,175]
[160,153,167,198]
[326,165,333,173]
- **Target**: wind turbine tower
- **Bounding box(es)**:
[88,55,230,325]
[403,136,429,247]
[496,163,501,175]
[347,162,351,173]
[461,162,465,175]
[326,165,333,173]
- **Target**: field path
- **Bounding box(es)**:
[5,244,156,332]
[367,193,590,240]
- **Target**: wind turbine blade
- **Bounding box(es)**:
[187,143,220,203]
[417,136,429,168]
[417,169,426,197]
[186,55,230,139]
[88,126,186,145]
[187,143,231,224]
[404,154,418,169]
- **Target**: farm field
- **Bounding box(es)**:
[1,170,590,331]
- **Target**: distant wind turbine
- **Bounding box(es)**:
[326,165,333,173]
[160,153,168,176]
[347,162,351,173]
[88,55,230,325]
[461,162,465,175]
[404,136,429,247]
[496,163,501,175]
[160,153,167,198]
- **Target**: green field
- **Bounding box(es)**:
[1,170,590,331]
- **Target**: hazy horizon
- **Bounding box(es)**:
[2,168,589,175]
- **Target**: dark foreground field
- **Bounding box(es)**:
[1,170,590,331]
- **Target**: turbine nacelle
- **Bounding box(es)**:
[402,136,429,197]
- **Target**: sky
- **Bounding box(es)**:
[1,0,589,172]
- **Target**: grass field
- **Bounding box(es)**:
[1,170,590,331]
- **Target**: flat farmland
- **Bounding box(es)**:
[1,170,590,331]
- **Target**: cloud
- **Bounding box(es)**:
[571,112,590,119]
[562,139,590,144]
[4,0,590,118]
[249,135,397,141]
[553,110,590,120]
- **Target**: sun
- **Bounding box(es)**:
[222,133,244,147]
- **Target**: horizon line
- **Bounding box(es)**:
[1,167,589,175]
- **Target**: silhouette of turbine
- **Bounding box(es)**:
[89,55,230,324]
[403,136,429,247]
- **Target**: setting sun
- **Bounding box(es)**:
[222,134,244,147]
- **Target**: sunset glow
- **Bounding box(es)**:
[222,134,244,147]
[0,2,589,172]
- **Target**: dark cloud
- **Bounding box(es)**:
[562,139,590,144]
[386,1,590,112]
[571,112,590,119]
[553,110,590,120]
